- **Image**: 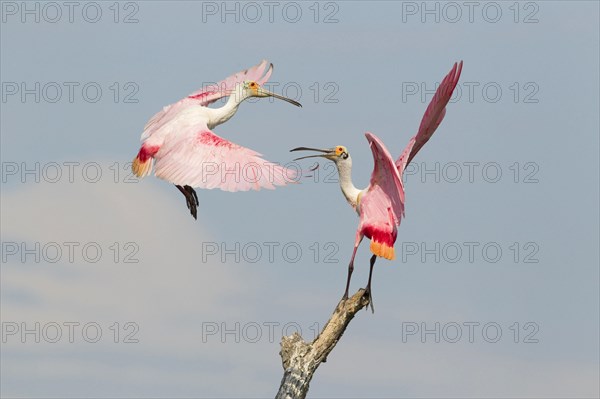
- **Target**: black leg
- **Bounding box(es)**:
[343,235,363,300]
[364,255,377,313]
[343,260,354,300]
[174,184,198,220]
[186,185,199,206]
[175,185,190,209]
[343,242,361,300]
[184,186,198,219]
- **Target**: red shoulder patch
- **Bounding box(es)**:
[137,144,159,162]
[197,132,236,149]
[188,90,217,100]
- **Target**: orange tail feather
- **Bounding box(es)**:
[370,240,395,260]
[132,156,152,178]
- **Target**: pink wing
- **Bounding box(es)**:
[186,59,273,106]
[141,100,190,141]
[153,123,296,192]
[141,60,273,142]
[358,133,406,259]
[364,132,406,222]
[396,61,463,174]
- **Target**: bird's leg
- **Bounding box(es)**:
[186,185,199,207]
[343,234,363,300]
[175,185,189,207]
[343,257,355,300]
[364,255,377,313]
[184,185,198,219]
[174,184,198,220]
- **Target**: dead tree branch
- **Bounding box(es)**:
[275,289,371,398]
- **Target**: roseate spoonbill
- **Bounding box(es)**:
[132,60,302,219]
[292,61,463,310]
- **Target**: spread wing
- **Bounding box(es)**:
[396,61,463,174]
[358,133,406,259]
[141,60,273,142]
[153,122,295,192]
[363,132,406,225]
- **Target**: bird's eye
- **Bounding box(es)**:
[250,82,256,88]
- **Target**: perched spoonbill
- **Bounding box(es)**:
[292,61,463,310]
[132,60,302,219]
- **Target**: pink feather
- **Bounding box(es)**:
[153,126,295,192]
[396,61,463,174]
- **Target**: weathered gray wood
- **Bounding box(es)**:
[275,289,371,399]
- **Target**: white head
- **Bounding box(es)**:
[290,145,352,168]
[291,145,361,209]
[230,81,302,107]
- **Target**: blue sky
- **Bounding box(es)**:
[1,1,599,397]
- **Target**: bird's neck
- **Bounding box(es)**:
[337,161,362,211]
[207,93,244,129]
